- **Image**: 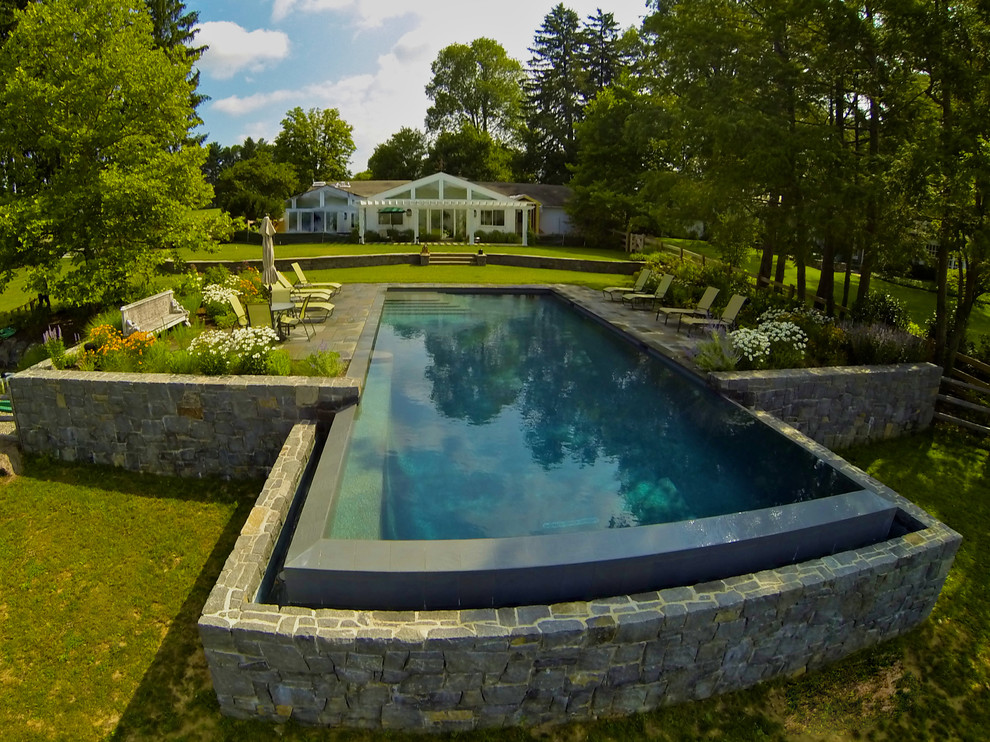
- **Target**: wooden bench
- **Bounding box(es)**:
[121,290,190,337]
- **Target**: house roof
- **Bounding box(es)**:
[296,175,572,207]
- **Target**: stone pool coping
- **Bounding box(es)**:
[199,419,959,730]
[199,287,961,730]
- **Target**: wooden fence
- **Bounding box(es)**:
[936,353,990,436]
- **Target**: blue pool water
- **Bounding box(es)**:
[325,291,857,541]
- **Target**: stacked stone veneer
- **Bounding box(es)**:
[7,369,358,479]
[709,363,942,449]
[199,421,961,731]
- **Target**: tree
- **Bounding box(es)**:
[144,0,207,142]
[274,106,355,191]
[579,8,630,98]
[0,0,223,305]
[426,124,518,181]
[368,127,428,180]
[0,0,30,45]
[214,151,298,221]
[525,4,584,183]
[425,38,524,142]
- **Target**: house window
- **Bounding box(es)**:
[480,209,505,227]
[380,211,405,226]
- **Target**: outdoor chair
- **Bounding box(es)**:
[291,262,342,296]
[678,294,747,334]
[272,285,334,325]
[246,302,277,332]
[227,296,249,329]
[278,296,314,340]
[655,286,720,325]
[275,271,335,301]
[602,269,651,301]
[621,274,674,310]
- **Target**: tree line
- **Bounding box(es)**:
[1,0,988,369]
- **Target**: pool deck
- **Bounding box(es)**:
[280,284,708,375]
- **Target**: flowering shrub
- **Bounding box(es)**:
[728,328,770,368]
[229,326,280,374]
[189,331,234,375]
[844,322,932,365]
[757,306,830,327]
[761,320,808,367]
[80,325,157,372]
[202,283,239,306]
[235,266,266,302]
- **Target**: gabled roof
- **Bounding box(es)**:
[288,173,572,206]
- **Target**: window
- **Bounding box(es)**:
[480,209,505,227]
[379,210,405,226]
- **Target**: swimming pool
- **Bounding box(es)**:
[277,290,898,609]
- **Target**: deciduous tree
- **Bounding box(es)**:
[425,38,523,142]
[274,106,355,192]
[0,0,225,306]
[368,127,428,180]
[214,151,298,221]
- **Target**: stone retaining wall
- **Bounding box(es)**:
[7,370,358,479]
[709,363,942,449]
[199,421,960,731]
[174,253,639,276]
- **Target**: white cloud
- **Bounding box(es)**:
[196,22,290,80]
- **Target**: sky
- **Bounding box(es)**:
[193,1,649,173]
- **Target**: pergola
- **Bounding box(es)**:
[358,197,536,246]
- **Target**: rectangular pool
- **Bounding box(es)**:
[276,290,899,609]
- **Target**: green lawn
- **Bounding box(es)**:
[0,270,38,314]
[1,429,986,741]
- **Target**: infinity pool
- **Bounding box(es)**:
[277,290,898,609]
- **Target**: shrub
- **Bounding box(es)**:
[201,283,238,320]
[84,308,123,337]
[851,292,910,330]
[228,327,279,375]
[17,344,48,371]
[693,332,740,372]
[728,328,770,369]
[806,323,849,366]
[762,320,808,368]
[265,349,293,376]
[306,348,344,377]
[843,322,932,365]
[202,265,232,287]
[188,330,233,375]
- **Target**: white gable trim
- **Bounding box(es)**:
[372,172,510,203]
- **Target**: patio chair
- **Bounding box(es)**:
[678,293,747,334]
[278,296,314,340]
[621,274,674,310]
[602,269,651,301]
[655,286,720,325]
[245,302,276,331]
[291,262,342,296]
[275,271,335,301]
[227,296,249,329]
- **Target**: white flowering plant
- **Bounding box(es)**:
[229,326,280,375]
[728,328,771,368]
[189,330,234,375]
[761,320,808,367]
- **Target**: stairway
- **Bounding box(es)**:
[420,252,482,266]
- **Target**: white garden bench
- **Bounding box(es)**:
[121,290,190,337]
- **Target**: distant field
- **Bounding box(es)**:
[0,271,37,314]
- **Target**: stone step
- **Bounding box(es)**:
[423,253,480,266]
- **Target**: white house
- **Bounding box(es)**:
[282,172,574,245]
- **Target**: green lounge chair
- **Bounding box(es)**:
[656,286,720,325]
[678,293,747,334]
[275,271,335,301]
[0,399,11,414]
[602,269,651,301]
[291,263,342,296]
[278,296,315,340]
[621,274,674,310]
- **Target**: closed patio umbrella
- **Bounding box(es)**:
[260,215,277,287]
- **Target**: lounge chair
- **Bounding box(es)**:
[602,269,651,301]
[291,262,342,296]
[655,286,720,325]
[0,399,11,414]
[271,286,334,321]
[228,296,249,329]
[275,271,335,301]
[678,293,747,334]
[621,274,674,310]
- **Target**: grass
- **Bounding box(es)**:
[0,270,39,314]
[0,428,986,740]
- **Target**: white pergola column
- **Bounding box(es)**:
[358,207,365,243]
[521,208,528,246]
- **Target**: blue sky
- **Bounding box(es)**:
[194,1,649,172]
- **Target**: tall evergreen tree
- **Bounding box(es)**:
[579,9,624,99]
[144,0,207,139]
[526,4,584,183]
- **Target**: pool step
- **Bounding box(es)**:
[422,253,482,266]
[384,294,471,314]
